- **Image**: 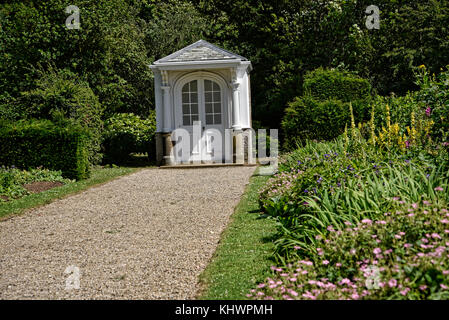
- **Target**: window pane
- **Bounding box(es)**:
[182,104,190,115]
[205,103,213,114]
[191,115,199,122]
[182,93,189,103]
[212,82,220,91]
[183,116,191,126]
[182,84,189,93]
[214,114,222,124]
[191,92,198,103]
[204,80,212,91]
[190,80,197,92]
[191,103,198,114]
[213,92,220,102]
[206,114,214,125]
[205,92,212,103]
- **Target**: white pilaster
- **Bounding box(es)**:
[161,70,172,132]
[231,82,241,130]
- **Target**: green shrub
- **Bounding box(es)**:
[102,112,156,163]
[414,65,449,141]
[0,120,90,180]
[20,68,104,164]
[282,69,372,148]
[303,68,372,103]
[281,97,351,148]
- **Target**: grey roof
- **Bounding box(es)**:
[154,40,248,64]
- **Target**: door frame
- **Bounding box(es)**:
[173,71,232,162]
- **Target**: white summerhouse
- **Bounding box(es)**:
[150,40,253,165]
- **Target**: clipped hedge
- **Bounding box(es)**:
[102,112,156,164]
[0,120,90,180]
[282,97,351,148]
[303,68,372,103]
[281,68,373,148]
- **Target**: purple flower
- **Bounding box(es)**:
[426,107,432,117]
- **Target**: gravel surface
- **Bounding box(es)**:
[0,166,255,299]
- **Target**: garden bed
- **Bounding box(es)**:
[23,181,64,194]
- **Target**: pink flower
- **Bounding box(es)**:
[351,293,360,300]
[434,186,444,192]
[441,219,449,224]
[426,107,432,117]
[412,203,418,209]
[361,219,372,224]
[322,260,329,265]
[288,289,299,297]
[419,285,427,291]
[336,263,342,267]
[400,288,410,296]
[440,284,449,290]
[373,248,382,255]
[257,283,266,288]
[388,279,397,287]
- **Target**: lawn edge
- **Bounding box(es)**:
[196,167,275,300]
[0,166,147,221]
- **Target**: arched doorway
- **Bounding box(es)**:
[173,72,230,163]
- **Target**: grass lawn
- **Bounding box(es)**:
[0,166,139,220]
[198,168,277,300]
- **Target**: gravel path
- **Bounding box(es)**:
[0,166,255,299]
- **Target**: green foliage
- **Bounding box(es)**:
[281,69,372,148]
[414,66,449,140]
[145,0,210,61]
[0,0,153,118]
[0,167,69,200]
[0,120,90,180]
[196,0,449,128]
[20,68,104,164]
[251,200,449,300]
[303,68,372,103]
[259,134,449,261]
[282,97,350,148]
[102,112,156,164]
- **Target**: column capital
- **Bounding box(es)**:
[161,70,169,86]
[230,82,240,91]
[161,85,171,91]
